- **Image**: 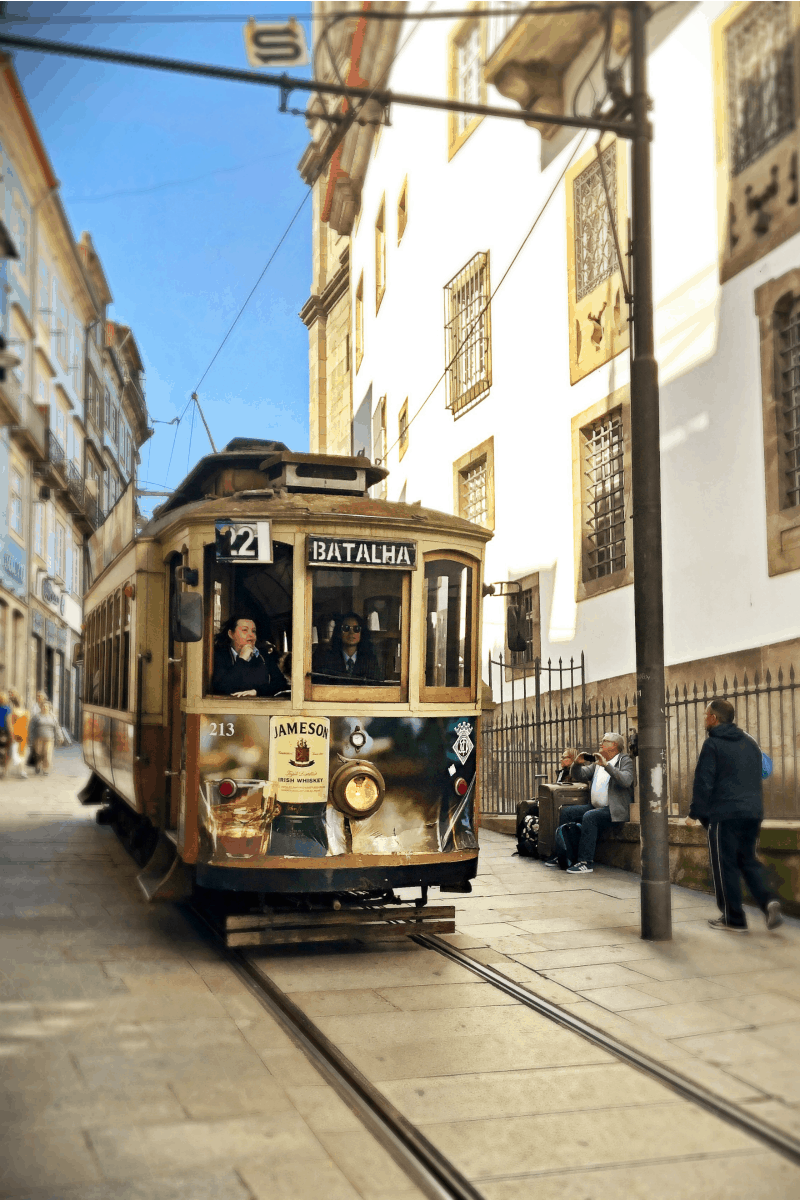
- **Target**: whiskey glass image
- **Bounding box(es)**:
[200,779,280,861]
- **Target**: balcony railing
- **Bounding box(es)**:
[47,429,67,473]
[67,460,83,502]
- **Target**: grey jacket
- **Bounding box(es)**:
[569,754,636,822]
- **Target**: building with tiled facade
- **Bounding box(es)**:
[0,56,150,735]
[300,2,800,839]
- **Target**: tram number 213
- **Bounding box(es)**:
[215,520,273,563]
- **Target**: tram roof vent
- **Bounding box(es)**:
[259,451,388,496]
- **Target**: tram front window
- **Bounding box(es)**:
[206,540,292,699]
[310,567,403,685]
[423,558,473,690]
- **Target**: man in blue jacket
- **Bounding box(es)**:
[688,698,782,932]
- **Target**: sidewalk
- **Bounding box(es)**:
[0,749,426,1200]
[445,829,800,1143]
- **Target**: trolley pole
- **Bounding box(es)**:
[629,3,671,941]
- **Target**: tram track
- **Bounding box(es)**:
[413,932,800,1170]
[185,899,800,1200]
[186,902,483,1200]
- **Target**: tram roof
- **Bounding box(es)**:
[139,487,491,544]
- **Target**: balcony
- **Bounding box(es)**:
[9,391,46,458]
[65,460,102,535]
[483,2,630,139]
[0,369,22,426]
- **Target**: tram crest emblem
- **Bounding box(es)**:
[452,721,474,765]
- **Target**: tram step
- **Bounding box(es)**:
[226,918,455,947]
[222,905,456,947]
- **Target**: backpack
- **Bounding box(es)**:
[515,799,539,857]
[554,821,582,868]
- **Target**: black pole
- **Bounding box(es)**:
[629,3,671,940]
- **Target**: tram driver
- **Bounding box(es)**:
[211,614,288,698]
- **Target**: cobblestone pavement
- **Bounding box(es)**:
[2,753,800,1199]
[0,749,426,1200]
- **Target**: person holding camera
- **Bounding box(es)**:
[543,732,635,874]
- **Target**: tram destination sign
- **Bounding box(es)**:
[215,520,272,563]
[308,536,416,569]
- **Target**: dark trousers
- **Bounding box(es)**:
[707,818,776,928]
[559,803,615,865]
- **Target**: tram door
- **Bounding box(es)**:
[165,556,184,830]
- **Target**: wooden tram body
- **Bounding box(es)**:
[79,440,491,926]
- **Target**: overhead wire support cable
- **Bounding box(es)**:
[0,31,640,139]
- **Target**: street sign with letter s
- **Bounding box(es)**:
[243,17,309,67]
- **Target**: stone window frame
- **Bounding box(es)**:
[505,571,541,679]
[355,271,364,372]
[756,267,800,576]
[398,398,409,461]
[571,384,633,602]
[453,435,495,531]
[713,1,800,284]
[447,8,486,160]
[397,176,408,245]
[375,195,386,314]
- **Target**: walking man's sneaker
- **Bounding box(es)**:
[765,900,784,930]
[708,917,748,932]
[566,861,593,874]
[542,855,561,868]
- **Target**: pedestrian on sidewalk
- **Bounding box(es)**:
[8,689,29,779]
[687,698,782,932]
[0,691,11,778]
[28,700,58,775]
[543,732,635,874]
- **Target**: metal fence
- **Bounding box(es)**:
[481,657,799,821]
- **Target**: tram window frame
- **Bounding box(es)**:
[305,566,411,703]
[419,550,479,704]
[203,540,294,701]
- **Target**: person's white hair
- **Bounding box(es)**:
[602,731,625,751]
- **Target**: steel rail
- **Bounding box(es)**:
[413,932,800,1168]
[0,32,637,137]
[184,904,482,1200]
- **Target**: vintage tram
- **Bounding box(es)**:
[79,439,492,942]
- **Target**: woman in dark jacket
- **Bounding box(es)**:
[211,614,287,697]
[313,611,382,682]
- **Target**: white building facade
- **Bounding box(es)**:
[302,2,800,826]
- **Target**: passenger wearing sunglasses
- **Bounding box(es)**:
[313,611,382,682]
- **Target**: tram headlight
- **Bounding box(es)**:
[330,759,385,819]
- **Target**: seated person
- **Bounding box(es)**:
[555,747,577,784]
[543,731,634,874]
[313,611,382,682]
[211,614,288,698]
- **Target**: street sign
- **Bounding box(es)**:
[243,18,309,68]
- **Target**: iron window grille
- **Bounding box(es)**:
[727,2,795,177]
[459,456,489,527]
[355,273,364,371]
[779,297,800,509]
[574,143,619,302]
[583,411,626,580]
[454,22,482,140]
[398,399,409,459]
[444,252,492,418]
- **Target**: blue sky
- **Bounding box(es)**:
[4,1,313,517]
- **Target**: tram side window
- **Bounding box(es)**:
[205,541,292,699]
[84,587,132,710]
[310,567,404,685]
[423,557,474,693]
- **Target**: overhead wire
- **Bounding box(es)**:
[383,128,590,461]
